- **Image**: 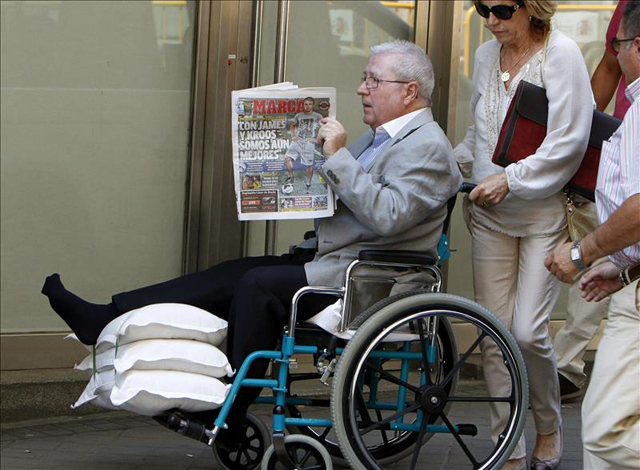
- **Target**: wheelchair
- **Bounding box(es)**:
[163,185,529,470]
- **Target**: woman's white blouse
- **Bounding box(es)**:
[454,29,594,237]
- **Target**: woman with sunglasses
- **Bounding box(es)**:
[454,1,593,469]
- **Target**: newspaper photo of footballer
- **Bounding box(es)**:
[283,97,324,195]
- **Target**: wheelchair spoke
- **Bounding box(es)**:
[247,443,262,452]
[298,448,314,466]
[439,411,480,468]
[354,384,405,445]
[409,412,430,469]
[447,396,514,403]
[413,319,433,386]
[359,403,421,436]
[363,361,421,394]
[317,427,331,442]
[375,409,389,445]
[242,449,253,463]
[441,331,487,389]
[355,385,374,425]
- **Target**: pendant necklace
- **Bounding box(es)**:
[500,44,532,83]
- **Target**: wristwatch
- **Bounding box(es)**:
[570,239,587,271]
[620,263,640,286]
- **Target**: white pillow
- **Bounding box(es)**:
[95,303,228,352]
[65,333,92,351]
[72,369,117,410]
[109,370,230,416]
[75,339,234,378]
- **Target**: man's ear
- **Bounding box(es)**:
[405,82,419,104]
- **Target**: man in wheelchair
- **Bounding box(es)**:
[42,40,462,451]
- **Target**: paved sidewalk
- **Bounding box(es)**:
[1,397,584,469]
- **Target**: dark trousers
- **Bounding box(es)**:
[112,254,334,413]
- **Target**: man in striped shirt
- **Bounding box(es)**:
[554,0,631,406]
[545,2,640,468]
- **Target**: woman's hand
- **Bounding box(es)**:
[469,172,509,207]
[579,261,623,302]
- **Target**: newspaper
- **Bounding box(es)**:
[231,84,336,221]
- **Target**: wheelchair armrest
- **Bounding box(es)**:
[358,250,436,266]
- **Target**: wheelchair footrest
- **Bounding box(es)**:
[154,412,209,443]
[455,423,478,436]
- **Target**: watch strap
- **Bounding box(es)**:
[571,239,587,271]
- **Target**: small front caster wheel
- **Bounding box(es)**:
[261,434,333,470]
[213,413,271,470]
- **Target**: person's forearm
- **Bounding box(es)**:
[591,66,619,111]
[581,195,640,266]
[590,52,622,112]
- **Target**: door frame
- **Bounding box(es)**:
[184,0,254,273]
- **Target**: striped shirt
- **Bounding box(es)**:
[595,77,640,268]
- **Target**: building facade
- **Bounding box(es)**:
[0,0,616,370]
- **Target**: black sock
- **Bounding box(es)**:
[41,273,117,345]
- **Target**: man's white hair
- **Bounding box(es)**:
[370,40,434,101]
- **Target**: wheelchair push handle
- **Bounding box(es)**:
[459,182,477,194]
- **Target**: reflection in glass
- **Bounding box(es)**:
[0,1,197,333]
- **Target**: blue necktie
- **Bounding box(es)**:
[358,128,391,170]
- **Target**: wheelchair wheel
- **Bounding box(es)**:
[331,291,529,470]
[261,434,333,470]
[285,315,456,467]
[213,413,271,470]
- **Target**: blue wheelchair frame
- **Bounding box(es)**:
[206,255,456,466]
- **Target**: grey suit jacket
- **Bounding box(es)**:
[303,108,462,287]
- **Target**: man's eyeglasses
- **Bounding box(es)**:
[361,75,410,90]
[475,1,525,21]
[610,36,637,53]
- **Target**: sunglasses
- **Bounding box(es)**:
[475,1,525,20]
[610,36,637,53]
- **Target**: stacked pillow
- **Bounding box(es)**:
[70,303,233,416]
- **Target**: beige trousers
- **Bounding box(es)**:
[582,281,640,469]
[470,219,564,459]
[554,276,609,388]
